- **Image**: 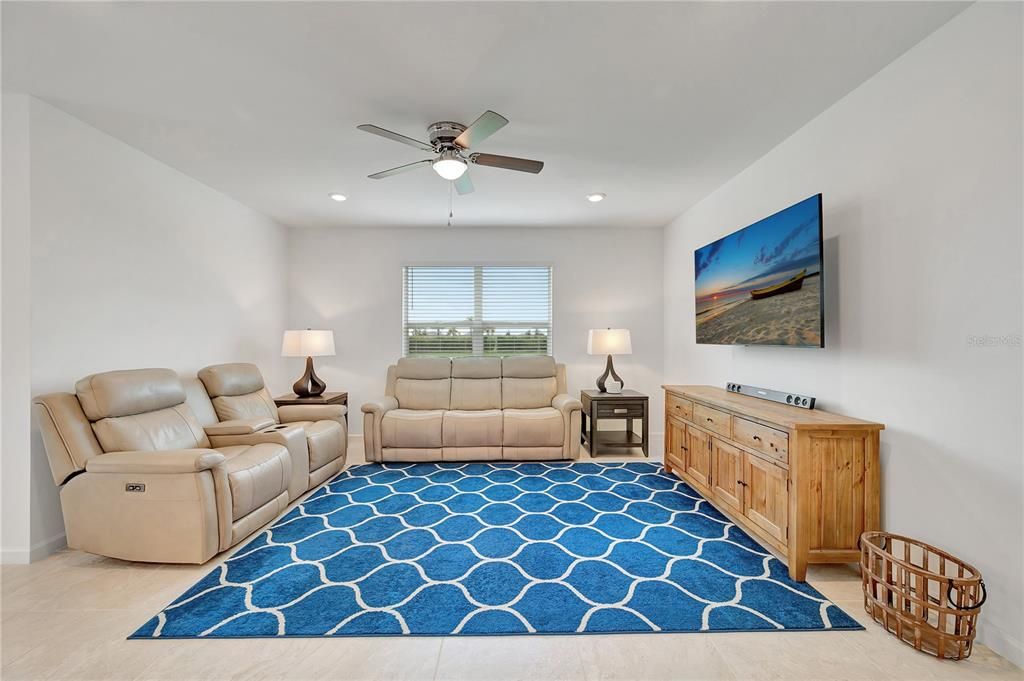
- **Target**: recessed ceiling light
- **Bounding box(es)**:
[586,193,606,203]
[329,193,347,202]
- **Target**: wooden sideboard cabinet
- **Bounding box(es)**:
[663,385,884,581]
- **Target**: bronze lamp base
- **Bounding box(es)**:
[292,356,327,397]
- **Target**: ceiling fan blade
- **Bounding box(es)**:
[367,159,432,179]
[453,110,509,150]
[470,153,544,174]
[357,124,433,152]
[454,171,474,195]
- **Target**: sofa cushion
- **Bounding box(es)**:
[452,357,501,378]
[501,356,556,378]
[449,357,501,410]
[395,357,452,379]
[381,409,444,448]
[502,407,564,447]
[394,378,451,410]
[92,404,210,452]
[182,376,220,428]
[76,368,185,421]
[442,410,503,447]
[450,378,501,410]
[217,444,291,521]
[211,389,279,422]
[198,363,265,397]
[289,419,344,470]
[501,377,557,409]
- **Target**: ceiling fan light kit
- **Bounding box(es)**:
[433,150,468,180]
[357,110,544,197]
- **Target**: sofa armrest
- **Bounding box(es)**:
[208,424,309,501]
[361,396,398,463]
[552,394,583,460]
[552,394,583,414]
[204,417,276,436]
[84,449,225,475]
[361,396,398,415]
[278,404,347,425]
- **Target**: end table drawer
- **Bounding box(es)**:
[596,402,645,418]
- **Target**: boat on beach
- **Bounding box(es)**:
[749,269,806,300]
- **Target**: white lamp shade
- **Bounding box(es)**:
[587,328,632,355]
[282,329,335,357]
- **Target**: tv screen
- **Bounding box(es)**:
[694,194,824,347]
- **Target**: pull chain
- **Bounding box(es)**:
[447,180,454,227]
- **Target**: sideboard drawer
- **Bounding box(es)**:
[693,403,731,438]
[666,394,693,421]
[733,417,789,464]
[596,401,645,418]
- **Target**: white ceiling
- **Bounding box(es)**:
[3,2,965,229]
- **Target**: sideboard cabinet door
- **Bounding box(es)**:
[743,452,788,545]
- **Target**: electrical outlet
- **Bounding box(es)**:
[125,483,146,493]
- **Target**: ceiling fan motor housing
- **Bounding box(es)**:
[428,121,468,150]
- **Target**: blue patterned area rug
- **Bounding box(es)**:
[131,462,860,638]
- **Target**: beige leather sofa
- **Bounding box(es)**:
[362,356,583,462]
[33,368,295,564]
[197,363,347,497]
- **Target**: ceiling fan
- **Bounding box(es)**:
[357,110,544,195]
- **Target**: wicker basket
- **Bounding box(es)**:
[860,531,986,660]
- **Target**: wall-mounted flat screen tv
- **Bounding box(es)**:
[695,194,824,347]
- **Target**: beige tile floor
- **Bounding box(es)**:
[2,444,1020,681]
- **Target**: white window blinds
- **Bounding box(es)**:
[403,266,553,357]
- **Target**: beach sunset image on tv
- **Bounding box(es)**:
[695,194,824,347]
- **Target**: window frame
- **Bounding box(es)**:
[401,262,554,358]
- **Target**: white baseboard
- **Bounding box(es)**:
[1,532,66,564]
[978,621,1024,669]
[348,433,364,462]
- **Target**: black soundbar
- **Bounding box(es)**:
[725,382,816,410]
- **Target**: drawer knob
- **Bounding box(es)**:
[752,435,761,441]
[706,417,713,423]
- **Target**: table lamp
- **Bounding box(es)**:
[587,328,632,393]
[282,329,335,397]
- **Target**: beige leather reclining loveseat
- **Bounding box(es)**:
[32,365,347,564]
[361,356,583,462]
[198,363,347,496]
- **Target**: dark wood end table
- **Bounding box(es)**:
[580,389,649,457]
[273,391,348,425]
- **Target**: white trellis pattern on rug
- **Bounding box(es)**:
[133,462,860,638]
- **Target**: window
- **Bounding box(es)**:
[403,265,552,357]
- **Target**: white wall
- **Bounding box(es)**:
[663,3,1022,664]
[287,226,664,446]
[0,97,291,561]
[1,93,34,562]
